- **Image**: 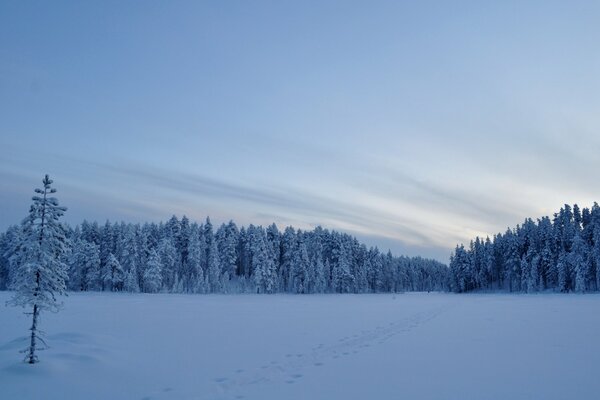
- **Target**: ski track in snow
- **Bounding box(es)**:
[208,304,452,400]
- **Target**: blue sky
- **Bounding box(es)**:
[1,1,599,261]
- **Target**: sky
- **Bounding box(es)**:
[1,1,599,262]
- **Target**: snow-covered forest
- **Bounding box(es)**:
[0,217,449,294]
[450,203,600,293]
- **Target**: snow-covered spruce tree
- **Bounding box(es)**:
[143,249,162,293]
[7,175,69,364]
[69,239,101,291]
[103,253,124,291]
[289,240,309,294]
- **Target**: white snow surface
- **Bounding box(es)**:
[1,292,599,400]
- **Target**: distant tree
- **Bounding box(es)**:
[332,239,354,293]
[124,266,140,293]
[251,229,277,294]
[572,233,590,293]
[217,221,239,282]
[6,175,69,364]
[143,249,163,293]
[69,240,101,291]
[289,240,310,294]
[450,244,471,293]
[158,237,179,291]
[103,253,124,291]
[204,218,222,292]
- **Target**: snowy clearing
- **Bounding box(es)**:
[1,292,599,400]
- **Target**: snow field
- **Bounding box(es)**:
[1,292,599,400]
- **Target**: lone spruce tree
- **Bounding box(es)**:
[8,175,68,364]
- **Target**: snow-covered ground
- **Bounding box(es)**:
[1,292,599,400]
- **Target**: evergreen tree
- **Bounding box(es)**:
[313,252,327,293]
[7,175,69,364]
[185,232,204,293]
[124,266,140,293]
[207,238,221,293]
[289,240,310,294]
[252,229,277,293]
[103,253,124,291]
[158,237,179,291]
[143,249,163,293]
[217,221,239,282]
[69,240,101,291]
[332,239,354,293]
[572,233,590,293]
[557,253,569,292]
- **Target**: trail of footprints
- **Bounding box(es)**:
[213,305,451,399]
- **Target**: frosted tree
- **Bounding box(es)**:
[528,254,541,293]
[121,226,140,292]
[313,253,327,293]
[7,175,69,364]
[0,232,10,290]
[69,240,101,291]
[289,241,310,293]
[572,233,589,293]
[594,226,600,291]
[185,232,204,293]
[252,230,277,293]
[217,221,239,282]
[143,249,163,293]
[373,248,386,291]
[556,253,569,292]
[204,219,222,292]
[103,253,124,291]
[450,244,471,293]
[279,226,296,291]
[332,240,354,293]
[124,266,140,292]
[158,237,178,291]
[1,225,24,290]
[206,240,221,292]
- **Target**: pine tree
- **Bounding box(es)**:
[143,249,163,293]
[251,229,277,293]
[185,232,203,293]
[204,218,222,292]
[332,239,354,293]
[450,244,471,293]
[124,266,140,293]
[158,237,178,291]
[0,225,24,290]
[557,253,569,293]
[572,233,590,293]
[207,238,221,293]
[7,175,69,364]
[594,226,600,291]
[217,221,239,282]
[69,240,101,291]
[103,253,124,291]
[313,252,327,293]
[289,241,310,294]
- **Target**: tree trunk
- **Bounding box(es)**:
[27,304,39,364]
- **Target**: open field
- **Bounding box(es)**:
[1,292,599,400]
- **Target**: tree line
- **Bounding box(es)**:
[1,216,449,295]
[450,203,600,293]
